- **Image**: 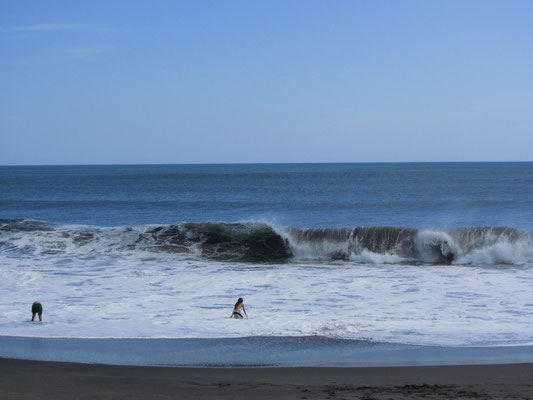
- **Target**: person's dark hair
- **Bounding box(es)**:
[235,298,243,308]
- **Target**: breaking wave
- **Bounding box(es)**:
[0,219,531,265]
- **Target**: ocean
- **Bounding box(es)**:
[1,163,532,366]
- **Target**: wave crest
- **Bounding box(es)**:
[0,219,531,265]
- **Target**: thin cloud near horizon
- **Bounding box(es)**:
[59,45,113,59]
[0,23,116,34]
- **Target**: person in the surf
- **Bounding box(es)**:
[230,297,248,319]
[31,301,42,322]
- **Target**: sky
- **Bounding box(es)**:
[1,0,532,165]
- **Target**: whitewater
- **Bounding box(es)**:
[1,218,532,347]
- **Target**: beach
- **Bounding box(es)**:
[2,358,532,399]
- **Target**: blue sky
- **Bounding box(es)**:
[1,1,532,165]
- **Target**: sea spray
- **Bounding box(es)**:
[1,219,531,265]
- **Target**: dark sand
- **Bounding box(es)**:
[2,358,533,399]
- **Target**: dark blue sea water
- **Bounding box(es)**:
[1,162,532,229]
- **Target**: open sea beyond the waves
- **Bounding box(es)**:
[1,162,533,366]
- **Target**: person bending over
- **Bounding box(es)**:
[230,297,247,319]
[31,301,42,322]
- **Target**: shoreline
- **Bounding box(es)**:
[2,357,532,399]
[3,335,533,368]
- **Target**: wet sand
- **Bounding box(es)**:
[1,358,532,399]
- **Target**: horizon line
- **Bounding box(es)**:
[1,160,532,168]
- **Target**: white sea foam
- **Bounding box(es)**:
[415,230,461,263]
[278,231,350,260]
[349,249,407,264]
[1,221,532,346]
[1,248,532,346]
[455,239,532,265]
